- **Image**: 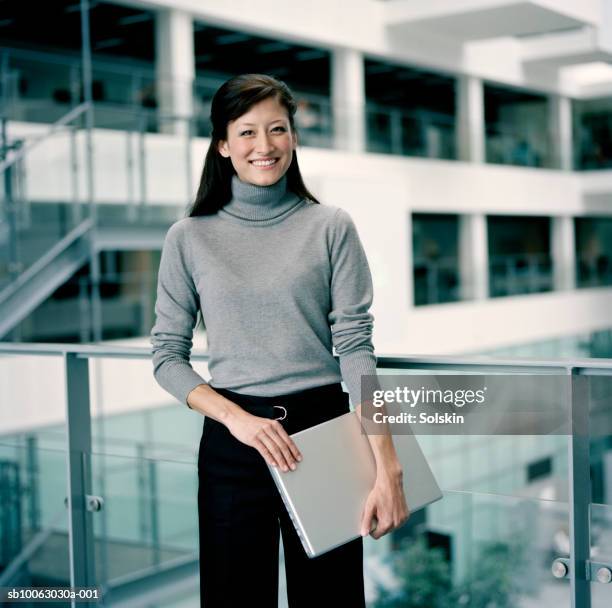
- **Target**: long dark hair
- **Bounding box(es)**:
[188,74,320,217]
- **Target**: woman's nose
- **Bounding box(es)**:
[255,132,273,153]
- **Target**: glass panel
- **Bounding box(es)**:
[90,451,199,604]
[591,502,612,607]
[487,216,553,298]
[0,354,67,448]
[575,217,612,289]
[484,84,551,169]
[412,213,461,305]
[366,105,456,160]
[88,356,208,460]
[293,92,333,149]
[589,374,612,506]
[86,106,192,208]
[1,46,155,126]
[573,98,612,171]
[374,368,570,501]
[367,492,570,607]
[0,441,71,590]
[0,355,70,588]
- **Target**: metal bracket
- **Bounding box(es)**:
[552,558,612,584]
[588,560,612,584]
[552,557,570,579]
[64,494,104,512]
[86,495,104,512]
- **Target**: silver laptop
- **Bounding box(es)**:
[267,411,442,558]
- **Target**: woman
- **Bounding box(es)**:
[150,74,408,607]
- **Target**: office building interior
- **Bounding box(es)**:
[1,0,612,606]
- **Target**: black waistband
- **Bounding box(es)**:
[214,382,347,419]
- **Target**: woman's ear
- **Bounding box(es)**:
[291,130,297,149]
[217,140,230,158]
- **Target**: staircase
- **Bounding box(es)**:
[0,103,96,340]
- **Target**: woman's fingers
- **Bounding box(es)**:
[263,422,302,467]
[254,422,299,471]
[261,430,295,471]
[272,421,303,462]
[257,431,292,471]
[226,411,302,471]
[360,498,376,537]
[252,437,274,467]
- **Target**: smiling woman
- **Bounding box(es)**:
[150,73,408,608]
[188,73,320,216]
[217,96,297,187]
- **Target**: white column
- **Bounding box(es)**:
[459,214,488,300]
[551,216,576,291]
[549,94,573,171]
[456,75,485,163]
[155,9,195,135]
[331,48,365,153]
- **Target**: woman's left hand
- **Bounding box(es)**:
[360,465,410,539]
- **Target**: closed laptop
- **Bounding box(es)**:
[268,411,443,558]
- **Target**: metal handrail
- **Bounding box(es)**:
[0,101,91,175]
[0,342,611,370]
[0,217,94,304]
[0,343,609,607]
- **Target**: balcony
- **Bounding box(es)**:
[0,344,611,606]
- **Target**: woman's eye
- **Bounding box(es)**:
[239,130,254,136]
[272,126,287,132]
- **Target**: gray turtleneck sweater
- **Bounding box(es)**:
[150,174,377,408]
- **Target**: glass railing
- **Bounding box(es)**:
[0,48,189,129]
[489,252,554,298]
[366,105,457,160]
[577,254,612,289]
[574,115,612,171]
[0,440,70,590]
[591,503,612,607]
[0,345,611,607]
[11,45,612,172]
[90,451,198,593]
[589,370,611,605]
[413,251,560,305]
[370,491,570,607]
[485,121,554,169]
[0,103,94,293]
[413,256,461,306]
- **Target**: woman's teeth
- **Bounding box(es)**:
[251,159,278,167]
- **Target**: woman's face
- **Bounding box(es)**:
[218,96,297,187]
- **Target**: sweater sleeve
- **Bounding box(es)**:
[327,208,378,406]
[150,221,208,406]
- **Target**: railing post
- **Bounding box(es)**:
[64,352,96,595]
[567,368,591,607]
[25,435,40,532]
[148,459,161,566]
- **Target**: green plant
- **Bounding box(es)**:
[450,540,525,608]
[374,537,525,608]
[374,537,453,608]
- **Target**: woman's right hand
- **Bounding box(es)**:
[225,410,302,472]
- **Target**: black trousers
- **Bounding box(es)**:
[197,382,366,608]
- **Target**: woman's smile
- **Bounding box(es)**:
[218,96,297,186]
[250,157,279,169]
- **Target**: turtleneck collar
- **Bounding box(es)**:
[219,175,304,225]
